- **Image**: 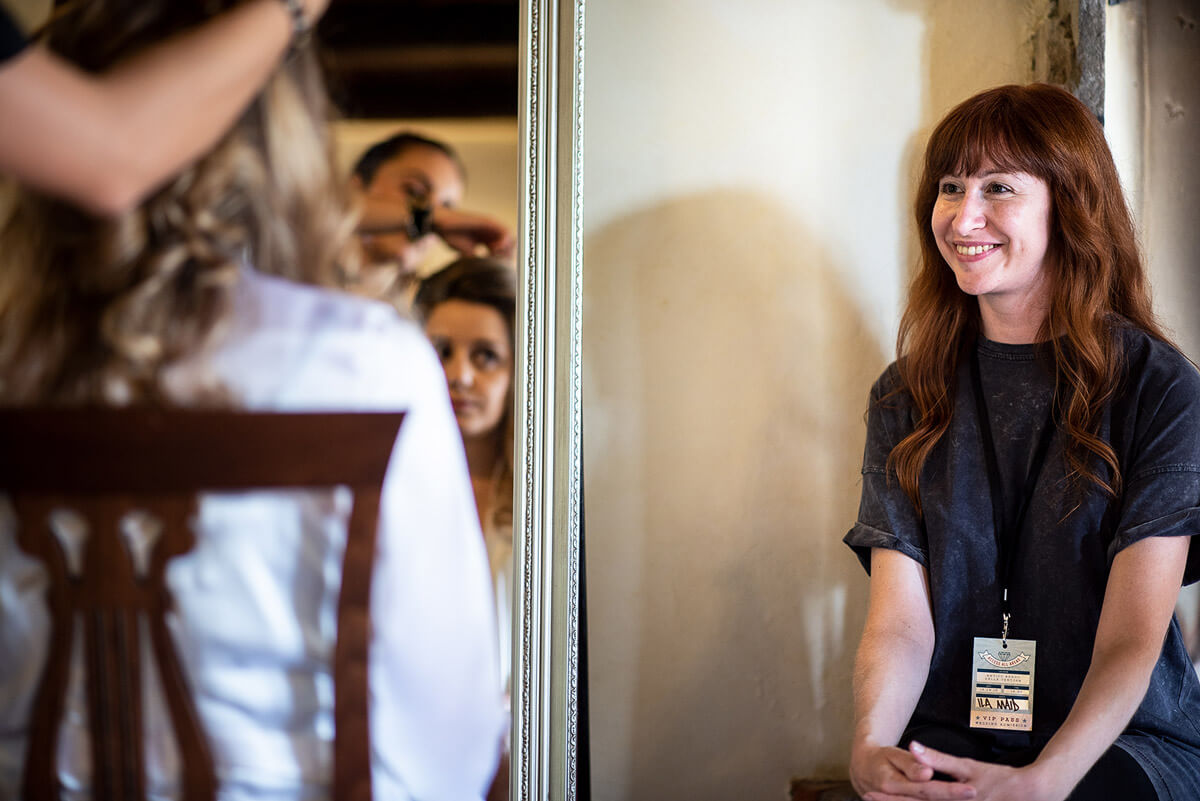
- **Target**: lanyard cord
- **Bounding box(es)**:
[969,347,1057,645]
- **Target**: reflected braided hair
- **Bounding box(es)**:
[0,0,355,404]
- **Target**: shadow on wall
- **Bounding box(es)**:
[885,0,1041,351]
[584,191,886,800]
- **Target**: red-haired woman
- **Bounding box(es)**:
[846,84,1200,801]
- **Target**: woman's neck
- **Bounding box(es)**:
[463,428,503,480]
[978,293,1049,344]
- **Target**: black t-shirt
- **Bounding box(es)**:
[846,326,1200,800]
[1,4,29,65]
[973,339,1056,527]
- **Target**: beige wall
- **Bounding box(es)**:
[1105,0,1200,359]
[583,3,1040,798]
[1139,0,1200,359]
[2,0,50,33]
[1108,0,1200,680]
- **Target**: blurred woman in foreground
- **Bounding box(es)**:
[0,2,503,798]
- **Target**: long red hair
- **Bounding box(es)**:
[890,83,1167,512]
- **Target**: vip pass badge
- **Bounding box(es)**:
[966,348,1055,733]
[971,633,1036,731]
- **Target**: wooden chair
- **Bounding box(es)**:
[790,778,861,801]
[0,407,405,801]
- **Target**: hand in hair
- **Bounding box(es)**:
[432,206,515,262]
[0,0,330,216]
[356,196,515,272]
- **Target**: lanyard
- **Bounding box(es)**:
[969,348,1057,644]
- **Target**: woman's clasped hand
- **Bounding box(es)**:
[854,740,1071,801]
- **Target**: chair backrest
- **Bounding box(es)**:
[0,407,405,801]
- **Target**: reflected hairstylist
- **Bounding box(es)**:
[351,132,514,295]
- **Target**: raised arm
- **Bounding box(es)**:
[909,534,1190,801]
[0,0,328,216]
[850,548,976,801]
[355,195,515,264]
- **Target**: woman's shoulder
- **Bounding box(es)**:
[861,360,918,444]
[1113,322,1200,402]
[171,269,443,410]
[235,268,419,339]
[1107,324,1200,454]
[868,360,909,404]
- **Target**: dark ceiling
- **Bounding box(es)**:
[317,0,520,119]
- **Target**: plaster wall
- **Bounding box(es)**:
[2,0,50,33]
[582,2,1042,798]
[1108,0,1200,678]
[1142,0,1200,359]
[1105,0,1200,359]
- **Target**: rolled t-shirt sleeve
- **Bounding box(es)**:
[1110,348,1200,584]
[844,366,929,574]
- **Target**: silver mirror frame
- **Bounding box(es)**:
[513,0,585,799]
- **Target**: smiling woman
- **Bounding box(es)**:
[931,168,1053,343]
[846,83,1200,801]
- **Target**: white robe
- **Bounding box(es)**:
[0,269,505,801]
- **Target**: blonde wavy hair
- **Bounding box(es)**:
[0,0,356,404]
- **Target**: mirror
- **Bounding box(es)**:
[323,1,584,798]
[0,0,581,797]
[512,1,585,799]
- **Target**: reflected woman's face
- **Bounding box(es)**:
[425,299,513,439]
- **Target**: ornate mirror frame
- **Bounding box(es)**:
[513,0,585,799]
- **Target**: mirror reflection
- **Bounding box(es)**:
[325,2,522,795]
[413,256,516,712]
[0,0,521,798]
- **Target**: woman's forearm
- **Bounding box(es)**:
[99,0,307,188]
[852,621,933,751]
[849,550,945,798]
[851,549,937,752]
[1027,638,1159,797]
[1027,535,1188,797]
[0,0,323,215]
